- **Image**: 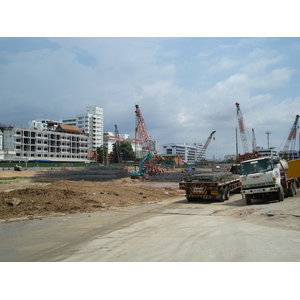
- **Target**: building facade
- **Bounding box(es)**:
[103,131,142,154]
[162,143,205,164]
[1,125,88,162]
[61,106,104,153]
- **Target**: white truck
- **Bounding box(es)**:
[239,156,299,205]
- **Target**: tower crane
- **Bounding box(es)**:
[198,131,216,161]
[281,114,299,160]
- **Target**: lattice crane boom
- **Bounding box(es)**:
[198,131,216,160]
[235,102,250,154]
[282,114,299,153]
[135,104,151,153]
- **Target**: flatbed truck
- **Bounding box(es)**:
[179,171,240,202]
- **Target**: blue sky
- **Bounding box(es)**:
[0,37,299,159]
[1,0,299,159]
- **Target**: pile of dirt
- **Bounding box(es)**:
[0,175,182,221]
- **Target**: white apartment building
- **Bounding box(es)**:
[28,119,59,131]
[162,143,206,164]
[103,131,142,154]
[1,125,88,162]
[61,106,104,153]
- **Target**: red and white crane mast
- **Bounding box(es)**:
[134,104,151,155]
[282,114,300,159]
[235,102,250,154]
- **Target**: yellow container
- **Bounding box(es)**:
[286,159,300,180]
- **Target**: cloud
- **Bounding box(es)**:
[0,37,299,159]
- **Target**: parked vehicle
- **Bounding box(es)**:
[239,156,299,205]
[179,172,240,202]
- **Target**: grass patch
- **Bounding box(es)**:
[0,177,30,180]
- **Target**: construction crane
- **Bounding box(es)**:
[134,104,152,156]
[235,103,258,162]
[130,104,153,177]
[235,102,250,154]
[198,131,216,162]
[281,114,299,160]
[114,124,122,164]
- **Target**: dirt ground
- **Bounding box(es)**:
[0,170,182,221]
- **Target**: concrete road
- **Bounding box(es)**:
[1,193,300,262]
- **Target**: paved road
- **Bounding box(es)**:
[1,194,300,262]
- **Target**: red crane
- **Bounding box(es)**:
[134,104,152,155]
[198,131,216,161]
[282,114,299,160]
[235,103,258,162]
[235,102,250,154]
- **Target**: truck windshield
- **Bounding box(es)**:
[240,158,273,175]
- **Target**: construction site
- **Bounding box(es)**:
[0,102,300,264]
[1,102,300,222]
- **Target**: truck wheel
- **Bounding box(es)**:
[224,186,230,200]
[278,186,284,202]
[186,197,195,202]
[245,195,251,205]
[219,189,226,202]
[288,183,296,197]
[292,182,297,196]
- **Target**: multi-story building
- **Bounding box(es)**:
[60,106,103,153]
[0,124,88,162]
[28,119,59,131]
[103,131,142,154]
[150,139,160,154]
[162,143,204,164]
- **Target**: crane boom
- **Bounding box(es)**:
[235,102,250,154]
[282,114,299,156]
[198,131,216,161]
[135,104,151,154]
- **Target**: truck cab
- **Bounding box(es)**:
[239,156,297,204]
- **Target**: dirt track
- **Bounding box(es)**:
[0,170,181,221]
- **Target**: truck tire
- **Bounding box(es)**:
[219,189,226,202]
[278,185,284,202]
[245,195,251,205]
[224,186,230,200]
[186,197,195,202]
[292,182,297,196]
[288,183,296,197]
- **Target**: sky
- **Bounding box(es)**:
[1,3,299,160]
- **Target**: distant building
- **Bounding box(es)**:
[161,143,205,164]
[224,154,237,161]
[0,125,88,162]
[28,119,59,131]
[254,146,278,158]
[103,131,142,155]
[278,150,299,161]
[61,106,103,153]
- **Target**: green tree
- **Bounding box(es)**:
[96,146,108,164]
[112,142,135,163]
